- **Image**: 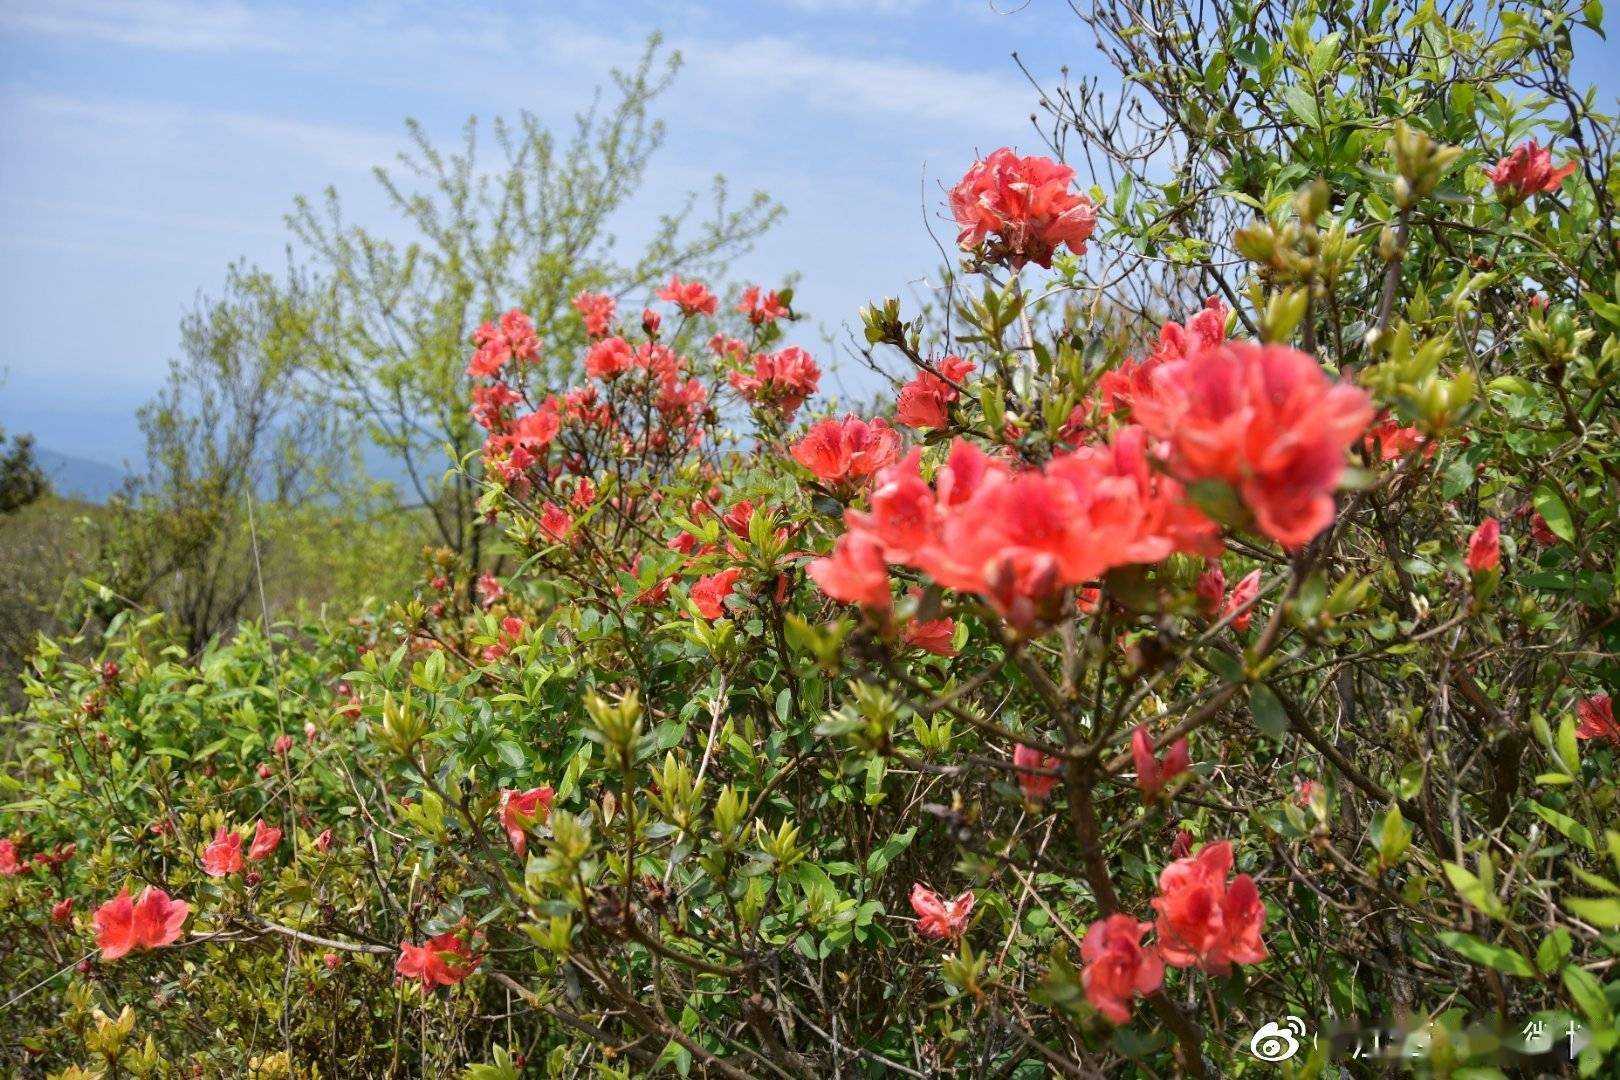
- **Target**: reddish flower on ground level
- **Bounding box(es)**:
[791,415,901,486]
[691,568,744,620]
[248,820,282,861]
[1195,562,1226,618]
[52,897,74,924]
[1013,742,1062,803]
[273,733,294,756]
[477,572,504,609]
[909,884,975,940]
[657,274,719,317]
[540,503,574,544]
[1080,914,1165,1024]
[257,762,273,780]
[571,291,617,338]
[1530,512,1560,546]
[1363,418,1434,461]
[736,286,788,324]
[1224,566,1263,634]
[314,828,334,853]
[1466,517,1500,573]
[1575,695,1619,745]
[1151,840,1267,975]
[1170,829,1195,860]
[499,786,555,859]
[807,531,892,611]
[1224,569,1262,632]
[950,148,1097,268]
[1489,139,1577,203]
[202,826,244,877]
[1133,339,1374,549]
[1132,726,1191,800]
[902,616,957,656]
[0,839,21,875]
[396,931,481,989]
[94,885,189,960]
[324,952,341,970]
[721,499,755,540]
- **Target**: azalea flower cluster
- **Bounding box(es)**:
[1081,841,1267,1022]
[809,429,1220,628]
[950,147,1098,269]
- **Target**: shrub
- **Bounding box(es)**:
[4,1,1620,1075]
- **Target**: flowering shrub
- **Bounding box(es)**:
[5,1,1620,1075]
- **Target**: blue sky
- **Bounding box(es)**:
[0,0,1093,470]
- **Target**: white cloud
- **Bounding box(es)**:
[0,0,292,52]
[8,90,403,175]
[681,34,1033,131]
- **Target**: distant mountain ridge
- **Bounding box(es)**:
[34,447,128,504]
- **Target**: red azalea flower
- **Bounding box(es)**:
[1013,742,1062,803]
[901,616,957,656]
[1363,418,1433,461]
[202,826,244,877]
[52,896,75,924]
[466,310,540,378]
[1080,914,1165,1023]
[729,346,821,419]
[0,839,22,876]
[1489,139,1577,203]
[1132,726,1192,800]
[1195,562,1226,618]
[396,931,481,989]
[691,568,744,620]
[909,884,974,940]
[1170,829,1195,860]
[950,148,1097,268]
[248,820,282,861]
[791,415,901,486]
[807,531,892,611]
[1465,517,1500,573]
[1151,840,1267,975]
[94,885,189,960]
[477,572,505,609]
[735,286,788,324]
[1530,512,1560,546]
[584,336,635,380]
[499,786,555,859]
[1224,570,1262,632]
[895,356,976,431]
[314,828,334,853]
[657,274,718,317]
[1575,694,1619,745]
[1133,339,1374,549]
[571,291,616,337]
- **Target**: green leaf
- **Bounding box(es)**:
[1282,85,1322,128]
[1249,684,1289,740]
[1443,861,1505,919]
[1538,930,1573,974]
[1531,801,1597,851]
[1436,931,1534,977]
[866,827,918,876]
[1378,805,1412,866]
[1566,897,1620,928]
[495,741,526,769]
[1533,482,1576,543]
[1563,964,1613,1027]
